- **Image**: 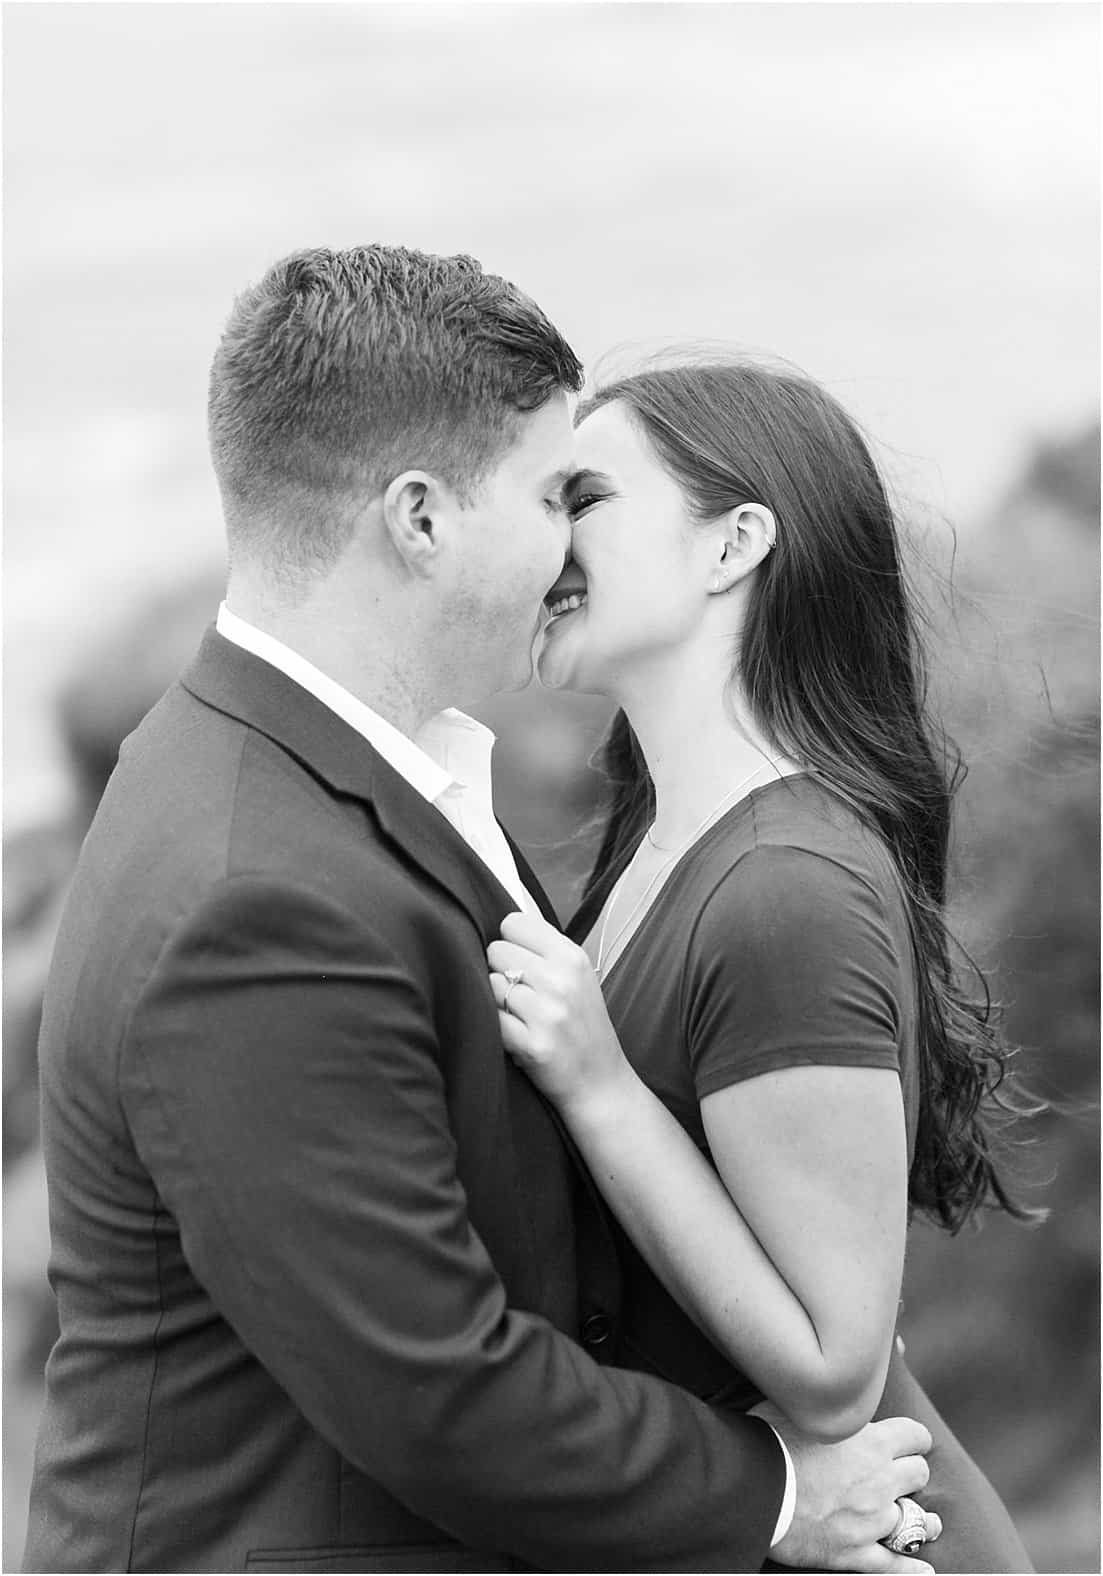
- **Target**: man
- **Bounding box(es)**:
[25,246,938,1573]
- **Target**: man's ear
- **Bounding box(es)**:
[381,470,450,577]
[707,503,778,595]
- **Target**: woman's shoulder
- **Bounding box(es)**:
[680,774,910,969]
[679,774,915,1095]
[692,773,903,909]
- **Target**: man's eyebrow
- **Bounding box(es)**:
[544,466,577,498]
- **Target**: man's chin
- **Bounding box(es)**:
[492,636,540,696]
[491,619,587,697]
[500,663,538,696]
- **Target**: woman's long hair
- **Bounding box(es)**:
[579,360,1041,1232]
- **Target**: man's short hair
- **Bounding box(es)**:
[208,245,583,577]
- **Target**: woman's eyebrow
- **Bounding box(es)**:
[562,467,614,506]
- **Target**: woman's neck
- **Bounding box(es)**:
[617,650,798,848]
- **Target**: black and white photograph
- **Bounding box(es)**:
[4,4,1099,1573]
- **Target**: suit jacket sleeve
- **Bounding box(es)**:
[119,874,784,1573]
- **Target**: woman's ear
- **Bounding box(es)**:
[381,471,450,577]
[707,503,777,594]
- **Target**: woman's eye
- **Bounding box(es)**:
[568,492,603,520]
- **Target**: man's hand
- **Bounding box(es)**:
[762,1404,942,1574]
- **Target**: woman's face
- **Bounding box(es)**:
[537,399,714,696]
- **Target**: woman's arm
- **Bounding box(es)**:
[488,909,907,1441]
[565,1056,904,1440]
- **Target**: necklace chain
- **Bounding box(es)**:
[595,759,782,980]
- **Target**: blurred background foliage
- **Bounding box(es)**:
[3,5,1098,1571]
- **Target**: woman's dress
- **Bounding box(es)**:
[569,774,1032,1574]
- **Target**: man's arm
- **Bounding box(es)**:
[120,876,934,1573]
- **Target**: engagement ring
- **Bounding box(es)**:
[502,968,524,1016]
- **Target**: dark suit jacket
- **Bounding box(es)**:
[24,629,784,1574]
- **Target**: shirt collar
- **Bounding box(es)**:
[415,708,498,805]
[215,603,495,808]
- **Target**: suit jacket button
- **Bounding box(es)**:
[582,1313,612,1347]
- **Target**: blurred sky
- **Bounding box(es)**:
[4,1,1099,827]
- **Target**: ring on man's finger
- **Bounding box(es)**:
[881,1495,929,1554]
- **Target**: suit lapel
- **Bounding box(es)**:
[500,827,560,926]
[497,830,624,1335]
[181,627,515,946]
[368,757,518,945]
[183,628,624,1331]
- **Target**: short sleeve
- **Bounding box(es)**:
[684,845,905,1099]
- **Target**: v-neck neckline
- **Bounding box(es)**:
[587,774,805,989]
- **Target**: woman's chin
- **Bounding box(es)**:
[536,634,609,697]
[536,616,587,692]
[535,644,575,692]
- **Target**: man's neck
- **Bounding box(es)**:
[224,586,443,738]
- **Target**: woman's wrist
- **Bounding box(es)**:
[558,1054,646,1137]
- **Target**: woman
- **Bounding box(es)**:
[487,361,1036,1572]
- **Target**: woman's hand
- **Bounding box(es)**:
[487,911,634,1117]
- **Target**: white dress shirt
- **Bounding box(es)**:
[215,603,539,916]
[214,602,795,1546]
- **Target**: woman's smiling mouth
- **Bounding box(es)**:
[546,591,587,619]
[543,559,589,622]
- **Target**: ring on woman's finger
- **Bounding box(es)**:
[881,1496,930,1554]
[502,968,524,1016]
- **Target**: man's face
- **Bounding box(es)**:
[445,393,576,694]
